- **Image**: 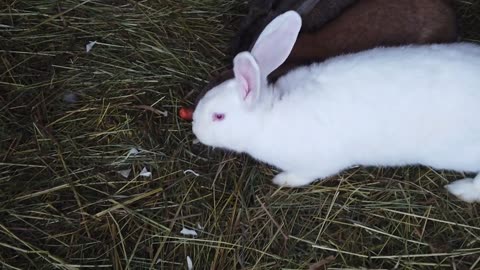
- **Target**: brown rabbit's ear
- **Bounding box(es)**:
[210,71,220,78]
[250,11,302,77]
[296,0,321,15]
[249,0,275,13]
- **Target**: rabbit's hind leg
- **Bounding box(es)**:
[445,174,480,202]
[272,172,316,187]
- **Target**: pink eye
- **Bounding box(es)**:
[213,113,225,121]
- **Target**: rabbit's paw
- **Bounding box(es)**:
[272,172,314,187]
[445,176,480,203]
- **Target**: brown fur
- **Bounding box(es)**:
[231,0,356,54]
[270,0,458,81]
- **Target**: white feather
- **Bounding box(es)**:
[86,41,97,53]
[180,228,197,237]
[186,256,193,270]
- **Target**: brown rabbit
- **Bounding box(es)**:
[231,0,357,54]
[274,0,459,80]
[179,0,458,121]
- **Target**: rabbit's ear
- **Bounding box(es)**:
[251,10,302,78]
[233,52,261,107]
[297,0,321,15]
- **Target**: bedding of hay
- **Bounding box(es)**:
[1,0,480,269]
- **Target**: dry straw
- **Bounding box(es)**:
[1,0,480,269]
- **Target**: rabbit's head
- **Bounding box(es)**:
[192,11,302,150]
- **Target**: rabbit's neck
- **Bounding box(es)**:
[257,83,283,110]
[240,84,283,152]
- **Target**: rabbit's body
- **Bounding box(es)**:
[249,44,480,186]
[193,11,480,202]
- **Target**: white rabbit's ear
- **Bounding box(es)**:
[251,10,302,77]
[233,52,261,107]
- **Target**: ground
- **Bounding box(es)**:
[1,0,480,269]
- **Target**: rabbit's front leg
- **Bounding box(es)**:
[445,174,480,202]
[272,172,317,187]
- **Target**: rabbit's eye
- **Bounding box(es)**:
[213,113,225,121]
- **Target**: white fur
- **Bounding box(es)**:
[192,11,480,203]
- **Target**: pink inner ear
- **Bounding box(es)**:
[233,52,260,105]
[237,73,250,100]
[236,63,255,100]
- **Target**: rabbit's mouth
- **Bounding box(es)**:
[192,126,208,146]
[192,122,221,149]
[191,122,204,142]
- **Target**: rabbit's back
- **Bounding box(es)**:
[260,44,480,174]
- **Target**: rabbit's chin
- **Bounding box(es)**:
[192,125,211,146]
[192,125,224,150]
[195,136,216,148]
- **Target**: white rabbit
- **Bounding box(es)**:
[192,11,480,203]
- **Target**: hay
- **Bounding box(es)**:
[1,0,480,269]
